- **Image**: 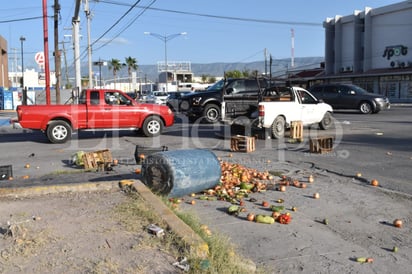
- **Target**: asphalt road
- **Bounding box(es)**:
[0,106,411,195]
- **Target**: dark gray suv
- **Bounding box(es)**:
[179,78,269,123]
[308,83,390,114]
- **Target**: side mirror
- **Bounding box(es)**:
[226,88,234,94]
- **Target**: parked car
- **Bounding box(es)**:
[308,83,390,114]
[145,91,169,105]
[179,77,270,123]
[166,91,192,112]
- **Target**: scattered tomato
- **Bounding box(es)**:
[279,185,286,192]
[393,219,403,228]
[262,201,269,207]
[247,213,255,222]
[371,179,379,187]
[313,193,320,199]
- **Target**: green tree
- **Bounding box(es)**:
[125,56,138,91]
[224,70,243,78]
[209,76,216,83]
[242,69,250,78]
[108,58,125,89]
[201,74,208,83]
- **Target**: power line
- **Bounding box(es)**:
[92,0,157,52]
[0,16,50,24]
[98,0,321,27]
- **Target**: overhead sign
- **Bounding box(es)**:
[35,52,45,66]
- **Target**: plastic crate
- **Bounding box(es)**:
[0,165,13,180]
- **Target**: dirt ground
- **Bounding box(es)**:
[0,189,181,274]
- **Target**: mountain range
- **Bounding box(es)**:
[92,56,324,82]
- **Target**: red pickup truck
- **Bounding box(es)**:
[15,89,175,143]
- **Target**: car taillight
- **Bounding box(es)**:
[258,104,265,117]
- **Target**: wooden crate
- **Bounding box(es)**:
[290,120,303,141]
[309,136,334,154]
[230,135,255,153]
[82,149,113,170]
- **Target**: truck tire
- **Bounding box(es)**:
[271,116,285,139]
[319,112,334,130]
[203,104,220,124]
[142,116,164,137]
[46,120,72,144]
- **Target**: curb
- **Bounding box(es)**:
[130,180,209,258]
[0,179,209,259]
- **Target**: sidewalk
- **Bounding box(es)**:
[0,150,411,273]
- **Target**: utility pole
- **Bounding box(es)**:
[59,41,70,88]
[84,0,93,88]
[54,0,61,104]
[73,0,82,97]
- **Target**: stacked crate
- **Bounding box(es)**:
[230,135,256,153]
[290,120,303,142]
[309,136,334,154]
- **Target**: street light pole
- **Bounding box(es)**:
[20,36,26,105]
[144,32,186,92]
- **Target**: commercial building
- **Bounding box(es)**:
[313,1,412,102]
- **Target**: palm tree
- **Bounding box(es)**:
[125,56,138,92]
[108,58,125,89]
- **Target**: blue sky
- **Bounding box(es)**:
[0,0,403,71]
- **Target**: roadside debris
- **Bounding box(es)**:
[147,224,165,237]
[71,149,117,171]
[172,256,190,272]
[356,257,374,263]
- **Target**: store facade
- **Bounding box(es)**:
[311,1,412,102]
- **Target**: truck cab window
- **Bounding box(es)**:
[90,91,100,105]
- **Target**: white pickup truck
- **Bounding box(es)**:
[257,86,334,139]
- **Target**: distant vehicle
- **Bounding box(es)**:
[15,89,175,143]
[166,91,192,112]
[308,83,390,114]
[145,91,169,105]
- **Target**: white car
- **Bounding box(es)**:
[145,91,169,105]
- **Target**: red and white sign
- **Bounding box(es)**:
[35,52,45,67]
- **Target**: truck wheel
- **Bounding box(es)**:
[142,116,164,137]
[203,104,220,123]
[319,112,334,130]
[46,120,72,144]
[271,116,285,139]
[359,101,373,114]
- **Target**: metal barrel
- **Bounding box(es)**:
[141,149,221,198]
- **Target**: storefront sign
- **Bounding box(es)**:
[383,45,408,60]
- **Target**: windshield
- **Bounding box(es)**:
[206,79,225,91]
